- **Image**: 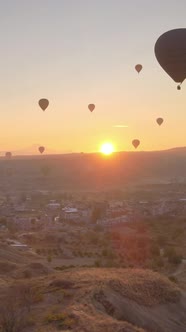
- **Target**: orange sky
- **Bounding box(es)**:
[0,1,186,155]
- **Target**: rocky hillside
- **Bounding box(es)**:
[1,268,186,332]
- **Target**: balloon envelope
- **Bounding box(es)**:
[155,29,186,83]
[156,118,164,126]
[39,99,49,111]
[132,139,140,149]
[88,104,95,112]
[135,64,142,73]
[39,146,45,154]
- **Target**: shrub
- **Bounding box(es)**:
[47,255,52,263]
[157,235,166,246]
[154,256,164,268]
[22,270,32,279]
[94,259,101,267]
[169,275,178,283]
[56,290,65,304]
[102,249,108,257]
[49,279,73,289]
[12,282,44,312]
[54,266,67,271]
[168,254,182,265]
[0,287,34,332]
[165,247,182,265]
[172,228,183,240]
[44,312,75,329]
[56,289,71,304]
[151,244,160,257]
[0,303,27,332]
[105,260,115,268]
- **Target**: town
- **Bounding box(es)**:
[0,185,185,276]
[1,185,186,233]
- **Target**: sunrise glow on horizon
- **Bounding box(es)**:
[100,142,115,155]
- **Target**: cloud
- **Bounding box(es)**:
[113,125,128,128]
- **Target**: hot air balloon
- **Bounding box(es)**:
[88,104,95,112]
[132,139,140,149]
[135,64,143,73]
[155,29,186,86]
[39,146,45,154]
[156,118,164,126]
[5,152,12,159]
[38,99,49,111]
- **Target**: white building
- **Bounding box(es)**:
[62,207,79,220]
[47,203,61,210]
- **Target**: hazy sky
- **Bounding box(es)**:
[0,0,186,154]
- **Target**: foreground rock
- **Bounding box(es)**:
[43,268,186,332]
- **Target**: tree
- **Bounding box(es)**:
[94,259,101,267]
[94,224,104,232]
[47,255,52,263]
[157,235,166,246]
[165,247,182,265]
[88,231,99,245]
[0,290,28,332]
[91,208,102,224]
[0,217,7,226]
[31,218,36,226]
[0,282,43,332]
[102,249,108,257]
[151,244,160,257]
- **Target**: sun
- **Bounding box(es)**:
[100,142,115,155]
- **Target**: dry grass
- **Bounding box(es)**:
[70,306,146,332]
[53,268,180,306]
[0,260,17,273]
[1,267,186,332]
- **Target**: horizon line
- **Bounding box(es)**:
[0,146,186,158]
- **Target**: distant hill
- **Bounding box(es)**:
[0,144,59,156]
[1,147,186,190]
